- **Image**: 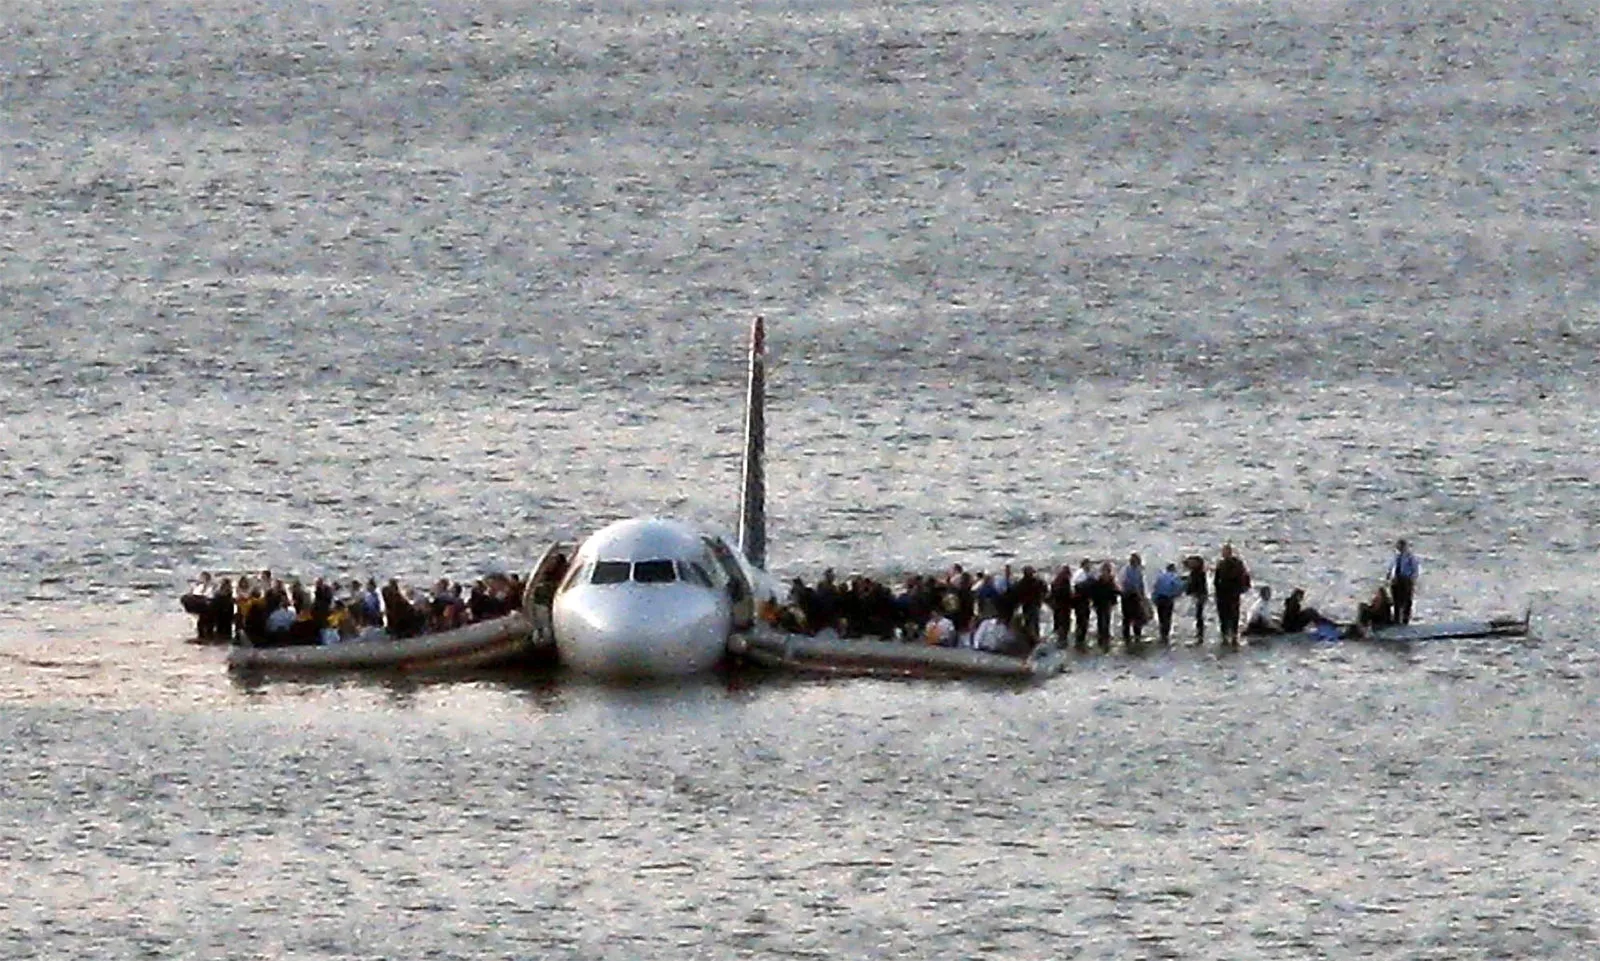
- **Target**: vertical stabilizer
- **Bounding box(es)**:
[737,316,767,569]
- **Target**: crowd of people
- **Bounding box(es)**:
[775,539,1422,654]
[182,569,531,646]
[182,540,1422,656]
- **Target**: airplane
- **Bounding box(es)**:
[547,316,783,676]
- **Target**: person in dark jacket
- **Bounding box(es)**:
[787,577,818,634]
[1071,559,1095,649]
[1013,566,1046,643]
[1048,565,1075,647]
[209,579,235,642]
[813,569,840,634]
[468,581,495,623]
[950,570,975,634]
[1357,586,1395,629]
[1184,555,1208,644]
[1088,562,1120,651]
[1212,544,1252,647]
[1281,588,1330,633]
[382,579,419,638]
[312,577,334,631]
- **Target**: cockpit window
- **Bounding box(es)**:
[633,559,678,584]
[591,561,632,585]
[677,561,714,588]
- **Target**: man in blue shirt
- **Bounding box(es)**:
[1151,563,1185,645]
[1389,539,1420,625]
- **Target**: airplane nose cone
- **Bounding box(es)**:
[556,587,728,676]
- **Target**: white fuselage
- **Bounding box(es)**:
[550,517,777,676]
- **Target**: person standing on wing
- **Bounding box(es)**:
[1013,565,1047,643]
[1389,539,1420,625]
[1183,555,1208,644]
[1048,565,1075,648]
[1151,563,1185,645]
[1071,559,1096,650]
[1212,544,1252,648]
[1089,562,1120,651]
[1119,552,1148,645]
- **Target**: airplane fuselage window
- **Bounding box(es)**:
[632,559,678,584]
[591,560,632,585]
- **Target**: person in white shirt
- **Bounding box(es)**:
[924,613,956,647]
[183,572,216,638]
[972,615,1014,653]
[362,580,382,625]
[266,604,297,636]
[1243,585,1280,636]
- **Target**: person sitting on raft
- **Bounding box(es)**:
[965,601,1034,657]
[970,606,1015,654]
[339,580,368,628]
[237,584,264,642]
[264,592,297,641]
[382,579,423,638]
[923,610,957,648]
[210,579,235,642]
[1281,588,1332,633]
[1243,585,1282,636]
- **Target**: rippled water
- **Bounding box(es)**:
[1,0,1597,956]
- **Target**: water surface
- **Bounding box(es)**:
[1,0,1596,956]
